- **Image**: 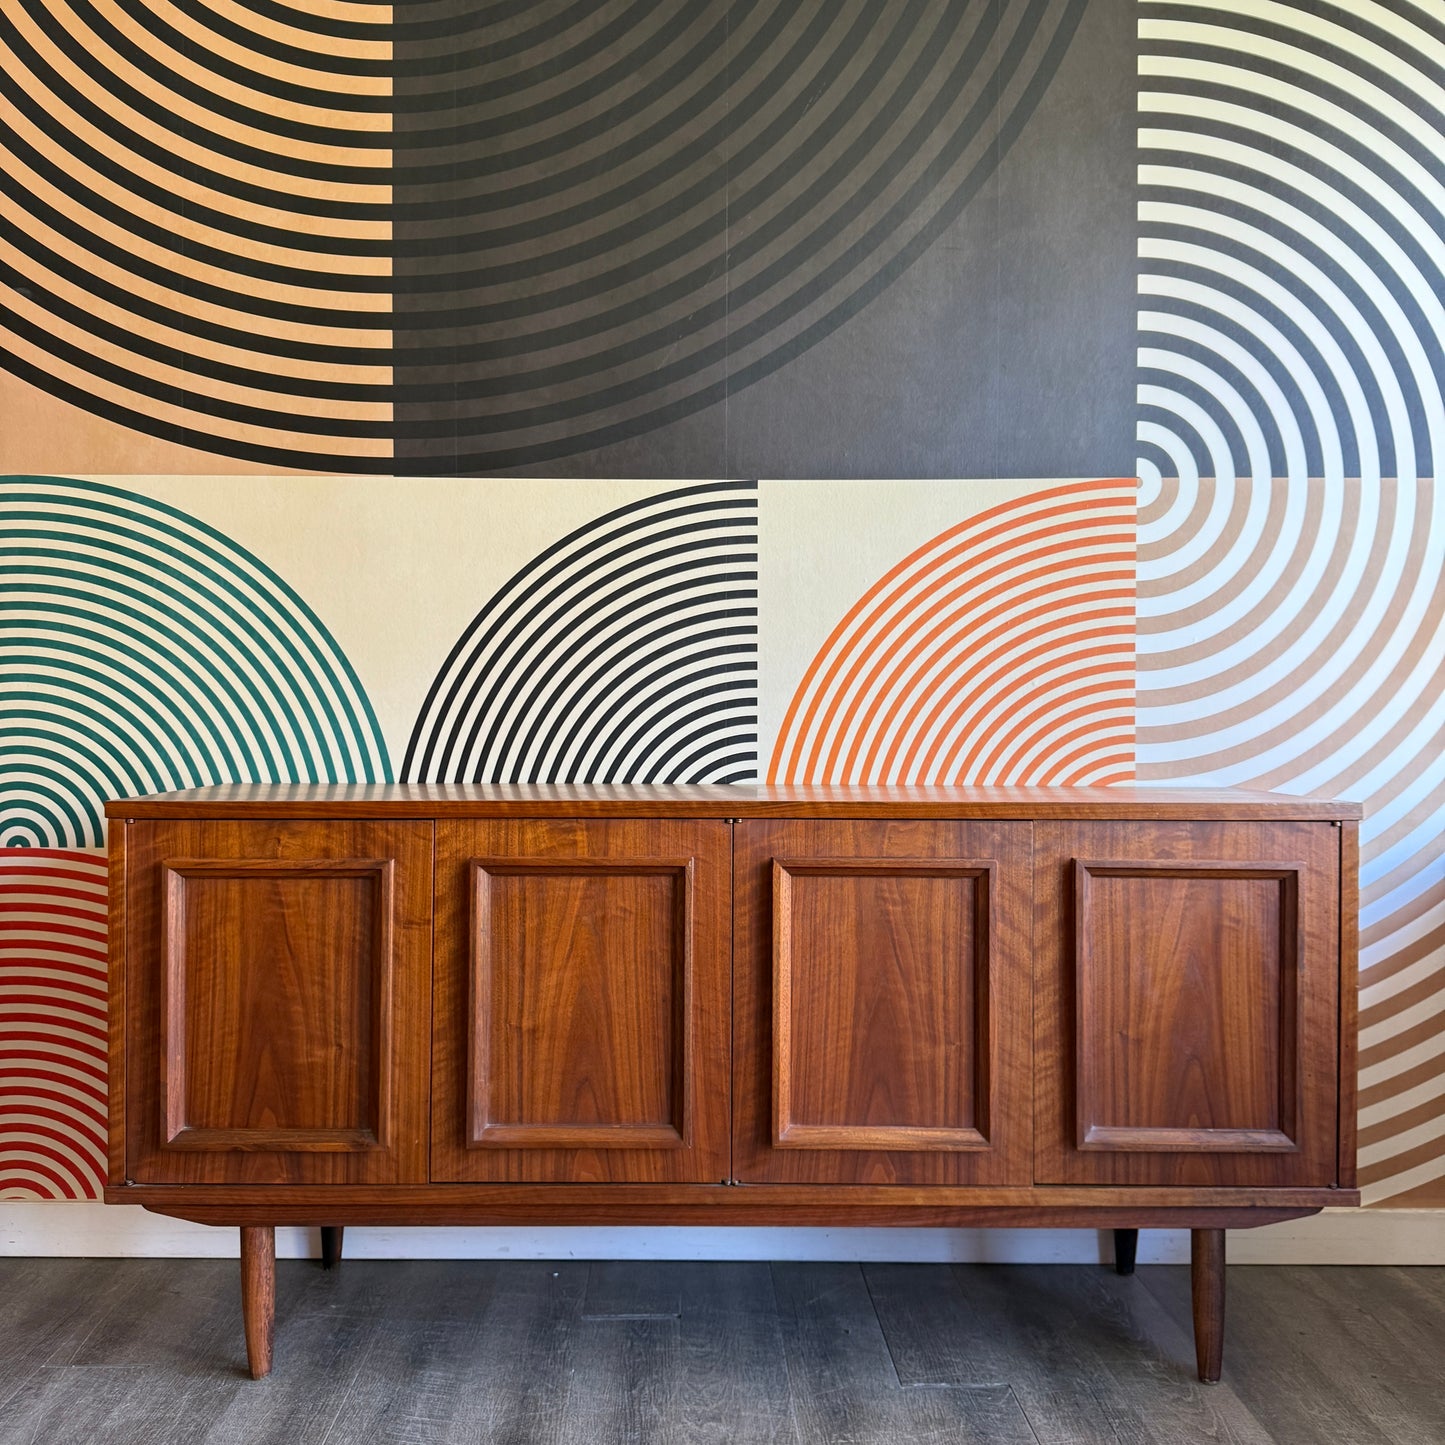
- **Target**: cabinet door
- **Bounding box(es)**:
[124,819,433,1185]
[733,821,1032,1186]
[432,819,730,1183]
[1035,821,1340,1187]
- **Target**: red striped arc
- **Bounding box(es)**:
[0,848,109,1200]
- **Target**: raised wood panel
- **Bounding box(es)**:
[1035,822,1340,1188]
[734,821,1032,1186]
[772,859,994,1152]
[468,857,693,1151]
[161,858,394,1153]
[124,820,432,1185]
[1073,861,1300,1153]
[432,819,729,1183]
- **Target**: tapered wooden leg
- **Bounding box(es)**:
[1113,1228,1138,1276]
[320,1226,344,1270]
[240,1225,275,1380]
[1191,1228,1225,1384]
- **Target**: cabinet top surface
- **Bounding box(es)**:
[105,783,1363,821]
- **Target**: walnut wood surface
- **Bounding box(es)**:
[161,857,395,1154]
[1072,858,1301,1154]
[106,788,1360,1383]
[1034,821,1342,1189]
[468,856,692,1152]
[105,782,1362,821]
[1191,1228,1226,1383]
[772,857,996,1153]
[121,820,433,1186]
[735,821,1032,1186]
[107,824,128,1187]
[240,1225,275,1379]
[431,820,730,1184]
[125,1194,1323,1230]
[1337,822,1360,1190]
[106,1180,1348,1210]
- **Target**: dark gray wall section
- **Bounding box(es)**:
[726,0,1136,479]
[392,0,1137,479]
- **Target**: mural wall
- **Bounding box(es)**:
[1,0,1440,1212]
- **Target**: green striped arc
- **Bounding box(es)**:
[7,479,390,774]
[8,571,322,783]
[1,476,391,848]
[0,736,135,842]
[5,525,364,775]
[2,498,382,775]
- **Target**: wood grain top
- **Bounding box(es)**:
[104,783,1364,821]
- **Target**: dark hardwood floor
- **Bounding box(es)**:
[0,1258,1440,1443]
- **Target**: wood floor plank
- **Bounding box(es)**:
[0,1364,240,1445]
[668,1262,796,1445]
[0,1259,97,1370]
[405,1260,587,1445]
[583,1260,684,1319]
[2,1258,1442,1444]
[0,1259,231,1375]
[1284,1266,1444,1390]
[558,1315,682,1445]
[57,1260,242,1369]
[1141,1264,1390,1445]
[1386,1261,1445,1310]
[970,1266,1277,1445]
[867,1262,1109,1442]
[865,1262,1025,1387]
[265,1261,511,1445]
[1142,1264,1445,1445]
[770,1262,1036,1445]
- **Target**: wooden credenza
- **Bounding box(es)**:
[105,784,1361,1382]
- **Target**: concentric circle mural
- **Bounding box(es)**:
[770,480,1135,786]
[391,0,1089,470]
[0,475,390,849]
[404,481,758,783]
[1,0,1093,474]
[0,0,393,469]
[0,849,107,1201]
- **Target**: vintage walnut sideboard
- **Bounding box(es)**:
[104,784,1361,1382]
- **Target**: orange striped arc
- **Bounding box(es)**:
[769,480,1137,786]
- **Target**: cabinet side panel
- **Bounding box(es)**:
[1036,821,1340,1188]
[107,819,127,1186]
[1338,820,1359,1190]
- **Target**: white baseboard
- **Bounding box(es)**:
[2,1204,1441,1264]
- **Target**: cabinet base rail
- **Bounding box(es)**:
[230,1219,1242,1383]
